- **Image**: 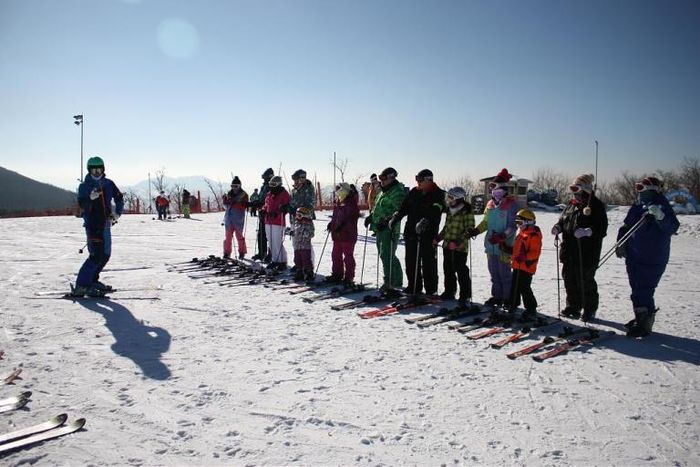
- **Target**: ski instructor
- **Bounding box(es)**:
[70,156,124,297]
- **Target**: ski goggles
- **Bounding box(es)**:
[569,184,591,193]
[415,175,433,183]
[635,179,660,192]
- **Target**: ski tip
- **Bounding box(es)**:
[51,413,69,425]
[70,418,87,430]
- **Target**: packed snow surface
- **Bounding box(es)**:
[1,208,699,465]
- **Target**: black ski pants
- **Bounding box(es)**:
[404,236,438,295]
[442,249,472,301]
[508,268,537,312]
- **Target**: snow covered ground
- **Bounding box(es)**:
[1,208,699,465]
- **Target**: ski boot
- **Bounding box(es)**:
[68,284,107,298]
[581,309,597,322]
[484,297,502,308]
[561,307,582,319]
[520,309,537,322]
[626,307,655,338]
[94,281,114,292]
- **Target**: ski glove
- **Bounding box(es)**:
[467,227,480,238]
[551,225,561,236]
[109,213,120,225]
[415,218,429,235]
[574,227,593,239]
[89,189,101,200]
[615,244,627,258]
[364,215,372,228]
[326,221,333,232]
[646,204,665,221]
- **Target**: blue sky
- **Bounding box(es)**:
[0,0,698,192]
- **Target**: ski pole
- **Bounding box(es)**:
[598,215,646,269]
[555,235,561,318]
[359,226,369,285]
[314,229,331,276]
[412,235,422,296]
[576,237,587,326]
[78,242,88,254]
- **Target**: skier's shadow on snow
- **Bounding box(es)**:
[594,318,700,365]
[76,299,172,380]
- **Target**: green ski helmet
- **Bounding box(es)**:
[86,156,105,170]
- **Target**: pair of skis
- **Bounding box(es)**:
[505,328,614,360]
[358,296,439,319]
[0,391,31,413]
[0,414,86,454]
[406,303,484,328]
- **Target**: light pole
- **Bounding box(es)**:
[73,114,84,181]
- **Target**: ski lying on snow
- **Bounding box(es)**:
[25,296,160,301]
[532,330,615,362]
[0,391,31,412]
[0,414,67,445]
[302,284,369,303]
[0,416,86,454]
[414,305,484,328]
[358,297,438,319]
[505,327,592,359]
[2,368,22,385]
[35,287,161,296]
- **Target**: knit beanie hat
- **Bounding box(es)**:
[571,174,594,193]
[231,176,241,185]
[379,167,398,179]
[492,168,512,184]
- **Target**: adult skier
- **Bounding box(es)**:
[289,169,316,220]
[181,189,191,218]
[469,168,518,308]
[261,175,290,270]
[222,176,248,259]
[364,167,406,292]
[252,168,274,261]
[617,177,679,337]
[551,174,608,322]
[327,183,361,286]
[70,156,124,297]
[389,169,445,296]
[155,191,169,220]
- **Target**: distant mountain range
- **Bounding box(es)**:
[0,167,77,216]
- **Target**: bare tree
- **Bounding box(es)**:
[122,188,144,213]
[679,157,700,199]
[610,171,641,205]
[151,167,169,194]
[171,182,183,214]
[331,156,349,183]
[530,168,570,203]
[204,178,225,211]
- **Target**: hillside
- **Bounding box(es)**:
[0,167,77,215]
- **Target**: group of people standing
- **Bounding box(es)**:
[69,156,680,339]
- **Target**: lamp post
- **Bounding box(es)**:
[73,114,83,181]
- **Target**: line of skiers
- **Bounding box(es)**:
[68,156,680,339]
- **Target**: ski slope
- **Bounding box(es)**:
[1,209,699,465]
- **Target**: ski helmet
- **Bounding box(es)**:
[447,187,467,201]
[335,182,351,202]
[86,156,104,170]
[516,208,536,221]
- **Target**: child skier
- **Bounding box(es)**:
[434,187,475,308]
[508,209,542,321]
[292,207,315,281]
[327,183,361,286]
